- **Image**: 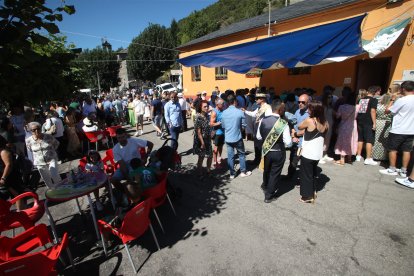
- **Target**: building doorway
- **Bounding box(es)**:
[355,58,391,94]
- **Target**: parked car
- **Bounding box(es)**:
[155,83,176,93]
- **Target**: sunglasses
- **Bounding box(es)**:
[298,101,307,105]
[30,128,41,132]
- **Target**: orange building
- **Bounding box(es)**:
[177,0,414,96]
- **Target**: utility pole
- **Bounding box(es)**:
[268,0,271,37]
[97,71,101,94]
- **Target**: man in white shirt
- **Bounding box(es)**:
[244,93,272,165]
[111,128,153,188]
[133,94,146,136]
[380,81,414,185]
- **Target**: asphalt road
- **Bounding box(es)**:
[9,119,413,276]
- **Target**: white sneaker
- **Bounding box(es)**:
[229,175,235,180]
[95,201,104,211]
[318,159,326,164]
[323,155,333,162]
[139,130,143,135]
[240,171,252,178]
[395,177,414,188]
[134,131,139,137]
[399,170,407,178]
[355,155,362,162]
[364,158,377,166]
[379,168,398,176]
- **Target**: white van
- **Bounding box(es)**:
[155,83,176,93]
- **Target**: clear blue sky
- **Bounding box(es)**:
[49,0,216,50]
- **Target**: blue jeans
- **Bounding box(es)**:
[169,126,181,149]
[226,139,247,175]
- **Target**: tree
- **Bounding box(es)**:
[74,47,120,92]
[128,24,176,82]
[0,0,75,103]
[170,19,179,47]
[175,0,286,45]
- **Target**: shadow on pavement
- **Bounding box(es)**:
[59,162,230,274]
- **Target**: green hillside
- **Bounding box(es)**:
[176,0,287,45]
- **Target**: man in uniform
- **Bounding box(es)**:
[244,92,272,165]
[257,100,292,203]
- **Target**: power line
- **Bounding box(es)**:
[60,30,182,52]
[72,59,176,63]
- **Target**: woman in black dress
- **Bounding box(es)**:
[193,100,213,179]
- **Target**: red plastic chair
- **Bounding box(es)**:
[106,125,122,146]
[0,192,45,234]
[97,198,160,273]
[84,131,109,151]
[102,149,118,175]
[78,157,87,171]
[141,172,176,233]
[0,224,68,276]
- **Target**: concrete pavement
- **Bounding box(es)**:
[11,119,413,275]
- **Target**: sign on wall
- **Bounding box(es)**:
[170,70,182,76]
[245,69,262,78]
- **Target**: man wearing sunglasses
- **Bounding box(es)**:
[288,93,310,178]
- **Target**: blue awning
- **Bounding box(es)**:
[178,15,366,74]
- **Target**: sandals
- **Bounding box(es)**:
[334,160,345,166]
[300,197,315,204]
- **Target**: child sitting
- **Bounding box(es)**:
[129,158,159,190]
[85,150,104,211]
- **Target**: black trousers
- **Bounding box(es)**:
[288,144,300,177]
[253,138,262,163]
[263,150,286,200]
[181,110,188,131]
[56,136,66,161]
[299,156,318,198]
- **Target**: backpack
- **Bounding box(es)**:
[43,119,57,135]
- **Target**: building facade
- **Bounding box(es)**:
[178,0,414,96]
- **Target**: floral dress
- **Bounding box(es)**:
[372,104,392,160]
[193,114,213,158]
[334,104,358,156]
[25,134,59,167]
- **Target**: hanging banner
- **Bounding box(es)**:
[362,17,411,58]
[245,69,262,78]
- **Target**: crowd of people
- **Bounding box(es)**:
[1,80,413,209]
[190,81,414,203]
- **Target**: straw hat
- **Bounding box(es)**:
[255,93,267,98]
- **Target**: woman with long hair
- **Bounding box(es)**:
[0,136,27,210]
[372,94,393,161]
[127,97,136,127]
[193,100,213,180]
[64,107,81,157]
[334,92,358,165]
[297,101,328,203]
[320,90,335,163]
